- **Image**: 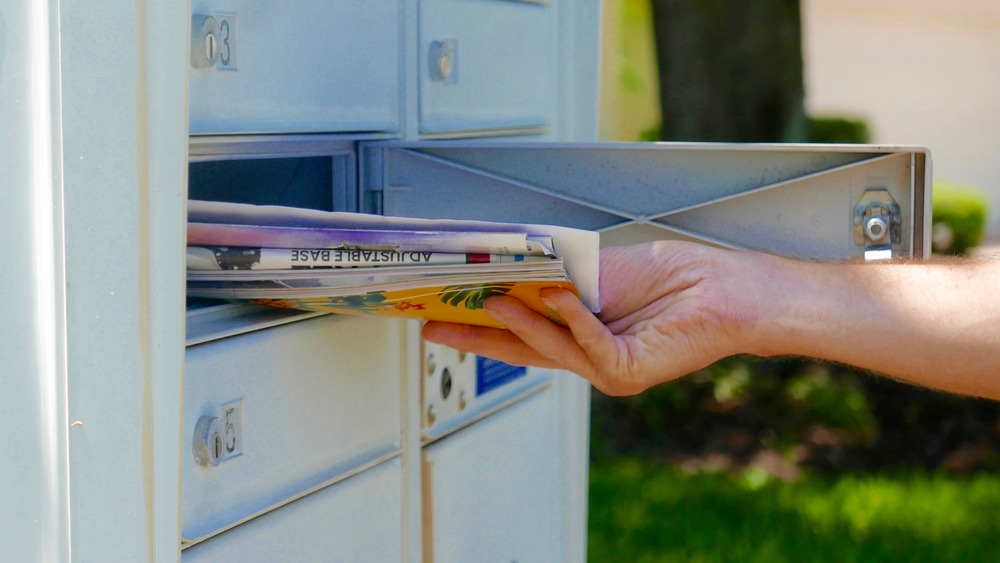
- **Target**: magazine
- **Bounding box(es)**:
[186,200,600,328]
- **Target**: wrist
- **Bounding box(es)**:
[737,254,877,360]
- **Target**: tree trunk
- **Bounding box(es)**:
[650,0,807,142]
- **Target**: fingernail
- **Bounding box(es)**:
[483,301,506,324]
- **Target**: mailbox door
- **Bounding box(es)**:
[418,0,555,136]
[181,458,403,562]
[188,1,400,134]
[360,141,931,260]
[182,314,402,544]
[422,390,561,562]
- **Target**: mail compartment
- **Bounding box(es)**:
[182,457,403,561]
[189,1,400,134]
[423,389,561,562]
[419,0,555,136]
[421,341,554,441]
[182,314,403,543]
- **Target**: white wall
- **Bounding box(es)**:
[802,0,1000,236]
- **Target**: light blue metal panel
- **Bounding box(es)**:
[554,0,601,142]
[392,142,876,217]
[0,0,71,560]
[182,458,404,562]
[182,315,402,544]
[419,0,554,134]
[367,144,623,227]
[189,0,401,134]
[362,142,930,260]
[147,0,192,560]
[57,0,189,559]
[424,390,561,562]
[660,152,917,259]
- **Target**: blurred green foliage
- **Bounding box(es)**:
[589,459,1000,562]
[932,180,988,255]
[591,356,1000,472]
[639,124,662,142]
[807,116,872,144]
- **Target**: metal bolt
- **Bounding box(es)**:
[426,404,436,426]
[440,368,453,400]
[457,350,467,364]
[864,216,889,242]
[458,390,467,411]
[426,353,436,377]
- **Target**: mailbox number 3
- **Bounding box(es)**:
[214,15,237,71]
[219,19,232,66]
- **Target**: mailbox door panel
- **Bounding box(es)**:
[423,390,561,562]
[361,142,930,260]
[182,315,402,543]
[419,0,555,135]
[189,1,400,134]
[181,458,402,562]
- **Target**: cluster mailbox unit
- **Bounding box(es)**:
[3,1,929,561]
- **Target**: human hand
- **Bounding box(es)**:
[422,241,772,395]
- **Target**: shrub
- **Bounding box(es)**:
[808,116,872,144]
[931,180,988,255]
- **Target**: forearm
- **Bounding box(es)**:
[747,254,1000,399]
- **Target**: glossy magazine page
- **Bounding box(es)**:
[186,201,600,326]
[188,200,600,311]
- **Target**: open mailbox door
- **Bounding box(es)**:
[360,142,931,260]
[357,141,930,563]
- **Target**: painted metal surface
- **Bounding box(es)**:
[0,0,71,559]
[189,0,401,134]
[181,458,404,562]
[182,315,402,544]
[56,0,189,560]
[423,390,561,562]
[362,142,931,260]
[419,0,555,134]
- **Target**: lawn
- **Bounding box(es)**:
[589,458,1000,562]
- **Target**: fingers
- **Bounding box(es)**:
[483,294,599,381]
[421,321,562,370]
[538,288,626,379]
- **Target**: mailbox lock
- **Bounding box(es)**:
[191,14,221,69]
[193,416,224,467]
[428,40,457,83]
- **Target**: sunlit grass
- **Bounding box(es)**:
[589,458,1000,562]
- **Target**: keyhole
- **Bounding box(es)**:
[437,53,452,80]
[441,367,453,400]
[212,432,223,462]
[205,33,218,63]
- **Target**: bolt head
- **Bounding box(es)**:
[864,216,889,242]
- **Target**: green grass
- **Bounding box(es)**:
[589,458,1000,562]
